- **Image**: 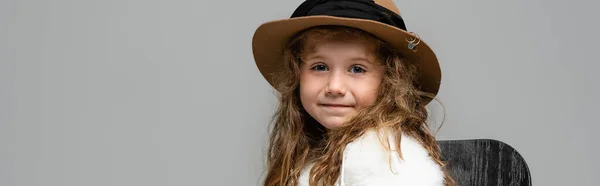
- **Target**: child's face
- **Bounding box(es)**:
[299,41,383,129]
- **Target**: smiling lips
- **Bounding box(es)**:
[319,103,354,108]
[319,104,354,115]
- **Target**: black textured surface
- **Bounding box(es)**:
[439,139,532,186]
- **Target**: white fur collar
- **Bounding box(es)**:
[297,129,445,186]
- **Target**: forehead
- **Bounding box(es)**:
[304,41,374,62]
[301,30,378,53]
[301,36,379,63]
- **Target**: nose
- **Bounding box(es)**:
[325,72,346,97]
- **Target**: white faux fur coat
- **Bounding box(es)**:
[297,129,445,186]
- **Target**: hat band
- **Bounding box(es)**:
[290,0,407,31]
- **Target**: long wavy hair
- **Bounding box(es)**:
[262,25,455,186]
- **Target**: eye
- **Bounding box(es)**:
[349,65,366,74]
[310,64,328,71]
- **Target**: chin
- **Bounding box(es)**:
[318,117,348,129]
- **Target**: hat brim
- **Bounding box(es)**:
[252,15,441,102]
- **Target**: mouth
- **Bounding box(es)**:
[319,104,354,108]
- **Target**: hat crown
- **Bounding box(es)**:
[374,0,400,15]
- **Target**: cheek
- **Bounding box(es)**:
[299,73,323,94]
[299,74,319,107]
[356,90,379,108]
[355,78,382,107]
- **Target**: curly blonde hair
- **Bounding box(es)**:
[262,25,455,186]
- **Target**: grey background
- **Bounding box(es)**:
[1,0,597,185]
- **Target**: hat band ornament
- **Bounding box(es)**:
[405,32,421,52]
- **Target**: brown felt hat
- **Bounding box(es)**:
[252,0,441,103]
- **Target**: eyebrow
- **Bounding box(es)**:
[304,54,327,61]
[304,55,374,64]
[349,57,375,64]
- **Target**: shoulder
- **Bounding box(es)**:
[341,129,445,186]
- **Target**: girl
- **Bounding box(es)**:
[252,0,455,185]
